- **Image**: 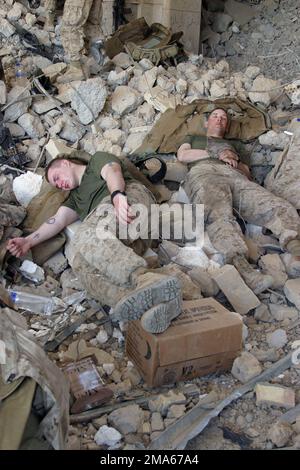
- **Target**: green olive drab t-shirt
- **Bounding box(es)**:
[63,151,134,220]
[182,135,247,169]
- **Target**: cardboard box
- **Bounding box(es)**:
[126,298,242,387]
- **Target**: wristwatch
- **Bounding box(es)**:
[111,190,126,204]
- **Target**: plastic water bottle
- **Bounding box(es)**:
[15,60,27,87]
[8,290,56,316]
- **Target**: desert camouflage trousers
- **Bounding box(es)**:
[265,129,300,209]
[67,182,157,306]
[60,0,102,62]
[0,308,69,449]
[184,161,300,263]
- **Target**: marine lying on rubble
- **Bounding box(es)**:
[177,108,300,294]
[44,0,103,82]
[7,151,182,334]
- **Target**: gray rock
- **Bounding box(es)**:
[112,52,132,69]
[7,4,22,21]
[151,412,164,432]
[266,329,287,349]
[254,303,273,323]
[103,128,126,146]
[4,86,32,122]
[0,18,15,37]
[245,66,261,80]
[26,143,41,163]
[59,118,86,143]
[249,75,280,107]
[231,352,262,383]
[32,98,57,114]
[44,251,68,276]
[269,304,299,322]
[5,122,25,137]
[0,80,6,104]
[107,69,131,87]
[267,421,293,448]
[111,86,142,116]
[71,77,108,125]
[281,253,300,278]
[18,113,45,138]
[108,405,144,435]
[284,278,300,309]
[148,391,186,416]
[212,13,233,33]
[96,116,119,130]
[259,131,290,150]
[258,254,287,289]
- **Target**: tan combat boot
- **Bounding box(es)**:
[56,61,85,83]
[232,255,274,294]
[110,272,182,333]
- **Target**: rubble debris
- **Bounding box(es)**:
[231,352,262,384]
[212,265,260,314]
[267,421,294,448]
[255,383,295,409]
[266,329,288,349]
[94,425,122,447]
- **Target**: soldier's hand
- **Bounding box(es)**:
[7,238,32,258]
[113,194,135,225]
[219,149,239,168]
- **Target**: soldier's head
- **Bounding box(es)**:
[46,156,87,191]
[205,108,229,138]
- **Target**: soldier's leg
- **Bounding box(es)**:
[60,0,93,62]
[68,184,181,327]
[233,175,300,250]
[184,163,248,263]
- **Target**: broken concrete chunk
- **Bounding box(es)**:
[5,122,25,137]
[18,113,45,138]
[284,279,300,310]
[231,352,262,383]
[259,130,290,150]
[112,52,132,69]
[254,303,273,323]
[151,412,164,432]
[212,265,260,314]
[0,18,15,37]
[167,404,186,419]
[111,85,142,116]
[267,421,293,448]
[32,98,57,114]
[148,391,186,416]
[71,77,108,125]
[45,138,74,160]
[42,62,68,81]
[266,329,288,349]
[4,86,32,122]
[188,267,219,297]
[258,254,287,289]
[281,254,300,279]
[244,66,261,80]
[249,75,280,107]
[94,425,122,447]
[269,304,299,322]
[0,80,6,104]
[43,251,68,276]
[255,383,295,409]
[108,405,144,435]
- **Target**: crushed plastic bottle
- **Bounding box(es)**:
[8,290,66,316]
[15,59,28,87]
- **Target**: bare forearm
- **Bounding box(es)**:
[26,207,78,248]
[178,148,209,163]
[105,167,126,194]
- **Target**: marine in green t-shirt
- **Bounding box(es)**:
[63,151,134,220]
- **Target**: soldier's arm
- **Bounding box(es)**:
[101,161,135,225]
[177,143,209,163]
[7,206,78,258]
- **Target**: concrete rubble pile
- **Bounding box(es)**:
[0,0,300,451]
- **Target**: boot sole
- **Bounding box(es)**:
[111,276,180,322]
[140,297,183,334]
